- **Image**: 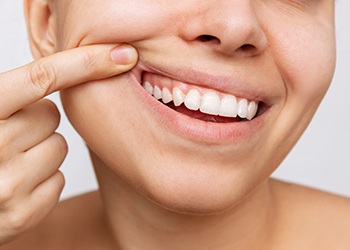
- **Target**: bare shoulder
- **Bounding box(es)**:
[1,191,108,250]
[270,178,350,249]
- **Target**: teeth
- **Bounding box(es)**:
[200,91,220,115]
[247,101,258,120]
[237,99,248,118]
[184,89,201,111]
[162,87,173,104]
[173,87,185,107]
[219,95,238,118]
[142,81,154,95]
[153,86,162,100]
[142,82,259,120]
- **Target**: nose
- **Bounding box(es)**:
[178,1,268,57]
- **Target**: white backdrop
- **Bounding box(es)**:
[1,0,350,200]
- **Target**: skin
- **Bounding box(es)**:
[3,0,350,249]
[0,43,137,246]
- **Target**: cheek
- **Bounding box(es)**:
[282,25,335,117]
[256,15,336,171]
[272,21,336,105]
[55,0,185,50]
[59,75,150,184]
[285,40,335,106]
[258,2,336,105]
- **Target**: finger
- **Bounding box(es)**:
[0,44,138,119]
[21,133,67,188]
[28,170,65,226]
[2,99,60,153]
[3,171,65,236]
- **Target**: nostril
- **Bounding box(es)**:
[240,44,255,53]
[197,35,220,43]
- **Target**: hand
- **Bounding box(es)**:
[0,44,137,245]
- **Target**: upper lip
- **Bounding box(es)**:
[131,61,274,106]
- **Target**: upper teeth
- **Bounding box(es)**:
[142,81,258,120]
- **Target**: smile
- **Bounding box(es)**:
[141,72,259,123]
[129,63,270,143]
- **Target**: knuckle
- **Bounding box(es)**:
[0,123,10,157]
[54,171,65,192]
[28,60,57,97]
[42,99,61,123]
[4,208,33,234]
[0,180,18,208]
[52,133,68,157]
[0,138,9,160]
[83,50,100,74]
[40,134,67,166]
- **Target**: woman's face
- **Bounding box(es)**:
[51,0,335,214]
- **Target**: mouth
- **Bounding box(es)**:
[140,71,267,123]
[128,62,271,143]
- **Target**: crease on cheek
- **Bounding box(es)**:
[59,22,166,50]
[55,28,91,51]
[75,33,90,48]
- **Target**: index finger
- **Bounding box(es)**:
[0,44,137,119]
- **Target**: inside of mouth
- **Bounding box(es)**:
[139,71,266,123]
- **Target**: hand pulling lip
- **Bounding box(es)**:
[130,61,272,106]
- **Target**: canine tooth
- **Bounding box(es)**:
[184,89,201,111]
[200,91,220,115]
[237,99,248,118]
[247,101,258,120]
[173,87,185,107]
[142,81,154,95]
[162,87,173,104]
[219,95,238,118]
[153,86,162,100]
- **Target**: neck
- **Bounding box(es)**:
[91,151,277,250]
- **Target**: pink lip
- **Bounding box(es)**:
[127,62,270,144]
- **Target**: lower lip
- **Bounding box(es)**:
[127,71,266,145]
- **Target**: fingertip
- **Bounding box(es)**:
[110,44,138,66]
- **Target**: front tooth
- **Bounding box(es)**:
[153,86,162,100]
[237,99,248,118]
[142,81,153,95]
[162,87,173,104]
[219,95,238,118]
[173,87,185,107]
[247,101,258,120]
[184,89,201,111]
[200,91,220,115]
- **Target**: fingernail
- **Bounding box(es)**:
[111,45,137,65]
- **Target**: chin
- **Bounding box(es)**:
[145,185,252,216]
[135,160,260,216]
